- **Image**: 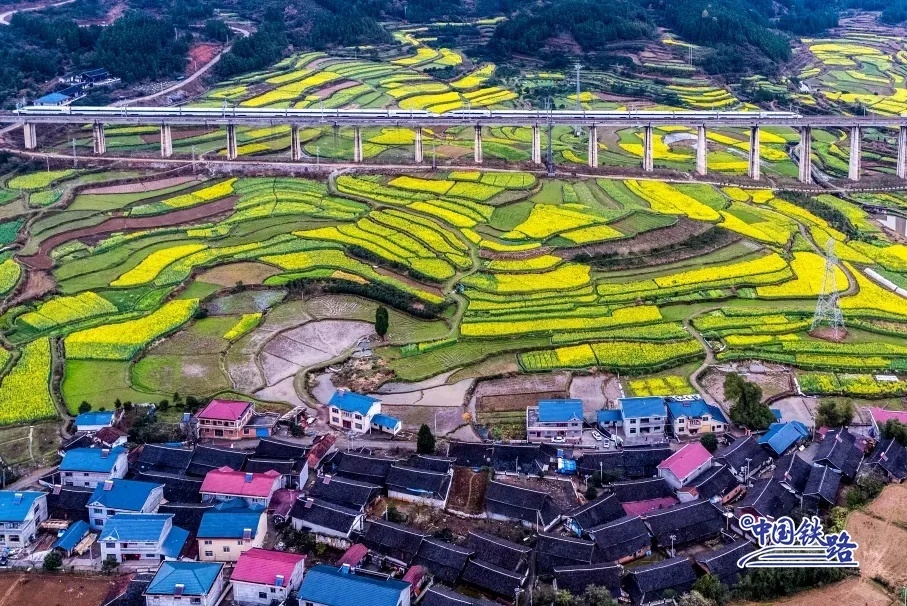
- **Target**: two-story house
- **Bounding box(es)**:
[619,397,668,442]
[0,491,48,548]
[60,447,128,488]
[87,479,165,530]
[656,442,714,489]
[328,390,381,433]
[666,396,728,437]
[298,564,411,606]
[195,400,255,441]
[231,548,306,606]
[74,410,122,433]
[197,500,267,562]
[526,399,585,443]
[144,561,225,606]
[99,513,189,562]
[200,467,282,508]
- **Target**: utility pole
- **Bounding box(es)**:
[670,534,677,558]
[72,138,78,168]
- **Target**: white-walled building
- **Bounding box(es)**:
[231,548,306,606]
[60,447,128,488]
[87,479,164,530]
[0,491,48,548]
[144,561,225,606]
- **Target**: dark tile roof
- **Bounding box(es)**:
[686,465,740,501]
[576,452,623,477]
[624,557,697,605]
[157,503,214,534]
[566,493,624,530]
[536,532,596,574]
[553,563,621,597]
[361,519,427,563]
[446,442,492,468]
[694,540,754,586]
[407,454,454,474]
[309,475,381,511]
[715,436,772,474]
[643,499,725,548]
[243,458,296,476]
[254,438,308,460]
[461,558,527,597]
[290,497,361,535]
[386,465,450,500]
[135,470,202,503]
[47,486,93,522]
[866,438,907,481]
[411,538,473,584]
[491,444,545,474]
[60,434,94,451]
[484,481,561,527]
[814,429,862,479]
[608,478,673,503]
[333,452,397,485]
[735,478,797,520]
[421,586,498,606]
[186,445,249,477]
[803,465,842,509]
[466,531,531,571]
[587,515,651,562]
[773,453,813,493]
[622,446,673,478]
[105,571,156,606]
[134,444,192,475]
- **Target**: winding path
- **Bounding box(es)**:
[0,0,73,25]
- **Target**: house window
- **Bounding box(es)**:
[204,540,212,545]
[259,592,268,599]
[354,424,362,430]
[106,542,116,548]
[237,540,243,545]
[190,599,201,605]
[93,508,103,514]
[94,519,103,526]
[270,588,276,593]
[205,551,213,557]
[223,546,230,553]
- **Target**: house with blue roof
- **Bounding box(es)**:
[759,421,810,456]
[0,490,48,548]
[298,563,412,606]
[527,399,585,443]
[34,92,72,106]
[52,520,91,557]
[196,500,267,563]
[666,396,728,437]
[328,390,382,434]
[370,413,402,436]
[87,478,164,530]
[618,397,668,442]
[98,513,189,562]
[74,410,121,432]
[60,446,128,488]
[145,561,225,606]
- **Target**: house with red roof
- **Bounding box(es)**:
[201,467,283,507]
[656,442,713,490]
[869,407,907,438]
[229,548,307,606]
[195,399,278,441]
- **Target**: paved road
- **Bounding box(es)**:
[0,0,73,24]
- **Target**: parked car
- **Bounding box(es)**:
[602,439,612,449]
[551,436,566,444]
[591,431,603,441]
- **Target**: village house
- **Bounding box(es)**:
[197,500,267,563]
[385,464,451,508]
[0,490,48,548]
[328,390,381,433]
[298,564,411,606]
[526,399,585,443]
[231,548,306,606]
[290,497,365,549]
[200,467,282,507]
[74,410,122,433]
[665,396,728,437]
[144,561,225,606]
[87,478,165,530]
[99,513,189,562]
[656,442,714,489]
[194,399,277,441]
[60,447,128,488]
[617,397,668,442]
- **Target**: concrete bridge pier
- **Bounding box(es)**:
[642,125,654,172]
[92,122,106,155]
[353,127,363,163]
[531,125,541,165]
[414,127,423,163]
[696,125,707,176]
[748,126,761,180]
[290,125,301,161]
[848,126,861,182]
[587,126,599,168]
[22,123,37,150]
[798,126,812,184]
[474,125,483,164]
[226,124,238,160]
[160,124,173,158]
[898,126,907,179]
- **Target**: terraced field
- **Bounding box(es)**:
[0,165,904,426]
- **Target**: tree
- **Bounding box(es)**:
[677,592,714,606]
[101,554,120,575]
[417,424,436,454]
[815,399,853,428]
[693,574,730,605]
[881,419,907,446]
[582,586,618,606]
[43,550,62,571]
[724,373,773,430]
[375,305,389,338]
[114,398,122,410]
[78,401,92,414]
[585,484,598,500]
[700,432,719,453]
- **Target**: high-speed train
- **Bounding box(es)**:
[14,105,802,120]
